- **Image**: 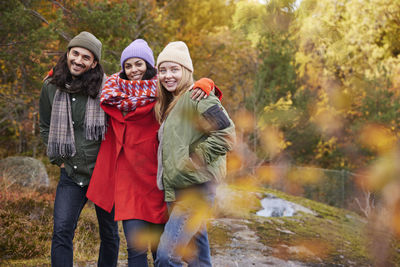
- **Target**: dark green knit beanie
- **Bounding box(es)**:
[67,31,102,61]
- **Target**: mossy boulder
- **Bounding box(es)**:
[0,156,49,188]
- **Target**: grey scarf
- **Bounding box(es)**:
[47,79,106,158]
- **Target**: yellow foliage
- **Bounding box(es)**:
[260,92,299,130]
[174,191,214,233]
[362,151,400,191]
[226,152,243,174]
[287,167,323,185]
[259,126,289,158]
[175,240,198,262]
[130,227,163,253]
[315,137,338,160]
[358,124,398,154]
[296,0,400,90]
[255,165,280,185]
[263,92,293,112]
[233,109,255,133]
[214,183,261,217]
[232,0,266,46]
[310,90,343,134]
[232,175,261,190]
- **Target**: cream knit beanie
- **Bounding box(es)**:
[156,41,193,72]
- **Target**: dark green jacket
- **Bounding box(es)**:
[160,90,236,201]
[39,79,102,186]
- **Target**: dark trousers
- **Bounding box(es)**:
[123,219,164,267]
[51,168,120,267]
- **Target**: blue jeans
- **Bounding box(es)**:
[155,182,215,267]
[51,168,120,267]
[123,219,164,267]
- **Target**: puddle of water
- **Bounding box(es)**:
[256,195,315,217]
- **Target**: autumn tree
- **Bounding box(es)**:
[0,0,56,156]
[155,0,257,110]
[0,0,167,156]
[232,0,299,161]
[294,0,400,169]
[45,0,165,74]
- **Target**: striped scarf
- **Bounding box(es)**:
[100,72,157,111]
[47,79,106,158]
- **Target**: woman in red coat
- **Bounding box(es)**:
[86,39,214,266]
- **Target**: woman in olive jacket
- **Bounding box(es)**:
[154,41,236,267]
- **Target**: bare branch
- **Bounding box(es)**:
[50,0,71,13]
[43,50,65,56]
[25,8,50,24]
[159,0,179,12]
[354,181,375,218]
[0,42,27,46]
[0,115,10,125]
[22,5,70,41]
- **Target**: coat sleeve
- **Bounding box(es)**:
[193,94,236,165]
[39,80,63,166]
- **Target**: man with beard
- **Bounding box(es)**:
[39,31,119,267]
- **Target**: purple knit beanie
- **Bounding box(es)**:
[120,39,155,69]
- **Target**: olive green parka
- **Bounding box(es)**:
[158,90,236,202]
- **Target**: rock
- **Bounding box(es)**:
[0,156,49,188]
[276,228,295,235]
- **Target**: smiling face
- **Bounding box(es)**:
[67,47,97,77]
[158,62,183,94]
[124,57,147,81]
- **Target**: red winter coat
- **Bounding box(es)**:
[87,102,167,223]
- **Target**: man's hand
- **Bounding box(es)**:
[190,85,208,101]
[189,78,215,101]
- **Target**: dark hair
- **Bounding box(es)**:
[119,61,157,81]
[49,51,104,98]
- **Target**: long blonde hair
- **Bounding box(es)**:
[154,66,194,123]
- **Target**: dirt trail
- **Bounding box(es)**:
[211,218,308,267]
[79,217,309,267]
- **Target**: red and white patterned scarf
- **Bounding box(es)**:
[100,72,157,111]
